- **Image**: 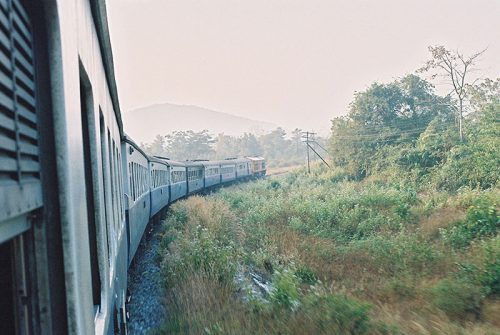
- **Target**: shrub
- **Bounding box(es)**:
[441,195,499,248]
[270,270,300,309]
[303,293,372,334]
[432,279,484,320]
[295,265,318,285]
[480,237,500,297]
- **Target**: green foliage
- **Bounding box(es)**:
[480,237,500,297]
[162,225,238,285]
[432,279,484,320]
[294,265,318,285]
[454,237,500,299]
[270,270,300,309]
[142,127,322,167]
[441,195,499,248]
[303,293,372,334]
[144,129,216,160]
[330,74,453,179]
[343,233,439,276]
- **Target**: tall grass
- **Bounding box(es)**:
[156,169,499,334]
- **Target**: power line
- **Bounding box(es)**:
[331,124,452,140]
[301,131,331,172]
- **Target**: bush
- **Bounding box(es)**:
[295,265,318,285]
[303,293,372,334]
[480,237,500,297]
[432,279,484,320]
[441,195,499,248]
[270,270,300,309]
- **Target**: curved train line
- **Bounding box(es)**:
[0,1,265,334]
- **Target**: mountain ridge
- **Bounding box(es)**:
[123,103,278,144]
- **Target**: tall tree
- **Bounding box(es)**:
[330,74,453,178]
[164,130,215,160]
[419,46,486,141]
[147,134,167,156]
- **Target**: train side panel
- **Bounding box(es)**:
[204,164,221,188]
[169,164,187,201]
[43,0,129,333]
[187,164,204,194]
[121,140,151,265]
[149,159,170,218]
[235,158,251,179]
[221,163,237,183]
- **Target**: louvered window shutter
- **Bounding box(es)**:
[0,0,42,222]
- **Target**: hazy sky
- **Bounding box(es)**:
[106,0,500,134]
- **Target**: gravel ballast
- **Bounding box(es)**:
[127,219,166,334]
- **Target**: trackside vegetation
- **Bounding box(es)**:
[155,73,499,334]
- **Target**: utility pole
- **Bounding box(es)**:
[305,132,311,173]
[301,131,330,172]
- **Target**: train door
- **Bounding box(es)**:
[79,69,103,316]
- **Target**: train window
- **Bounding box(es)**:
[80,73,101,312]
[0,240,17,333]
[117,151,123,222]
[116,147,123,223]
[112,141,119,231]
[134,163,137,199]
[133,163,137,200]
[99,112,111,266]
[130,163,133,200]
[108,134,117,232]
[0,235,32,334]
[133,163,137,199]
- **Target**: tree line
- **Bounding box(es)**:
[329,46,499,191]
[141,128,327,167]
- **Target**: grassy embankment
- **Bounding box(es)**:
[155,76,499,334]
[154,166,499,335]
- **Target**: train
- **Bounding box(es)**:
[0,1,266,334]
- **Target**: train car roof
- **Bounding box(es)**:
[153,157,186,167]
[148,156,169,166]
[90,1,123,135]
[185,161,205,168]
[230,158,250,164]
[122,134,149,158]
[203,160,236,166]
[245,156,265,161]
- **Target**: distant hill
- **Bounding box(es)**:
[123,103,278,144]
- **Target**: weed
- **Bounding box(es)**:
[432,279,484,321]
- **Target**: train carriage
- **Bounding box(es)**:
[186,161,205,194]
[121,136,151,265]
[203,161,221,188]
[166,159,187,202]
[220,161,237,183]
[0,0,131,333]
[234,158,251,179]
[0,1,266,334]
[148,157,170,218]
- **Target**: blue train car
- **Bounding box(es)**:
[186,161,205,194]
[149,157,170,218]
[167,160,187,201]
[234,158,251,179]
[203,161,221,188]
[121,136,151,264]
[221,161,237,183]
